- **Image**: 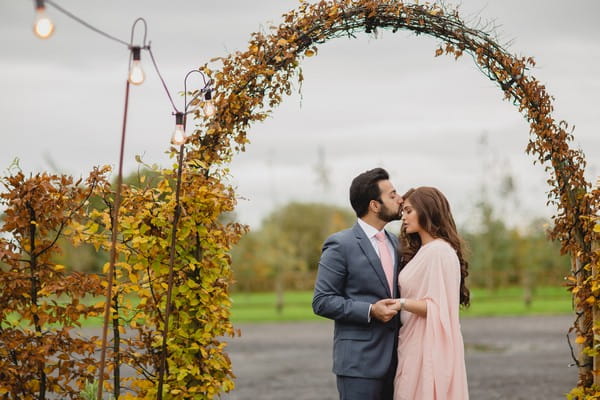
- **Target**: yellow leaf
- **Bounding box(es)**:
[130,273,138,284]
[187,279,199,289]
[587,296,596,305]
[594,224,600,233]
[54,264,65,271]
[277,38,288,46]
[87,222,99,234]
[304,49,315,57]
[576,336,586,344]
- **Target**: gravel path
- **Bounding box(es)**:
[222,315,578,400]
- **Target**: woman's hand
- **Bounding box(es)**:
[391,298,405,312]
[395,298,428,317]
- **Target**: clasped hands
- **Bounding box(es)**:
[370,298,402,323]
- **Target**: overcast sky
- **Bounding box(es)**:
[1,0,598,229]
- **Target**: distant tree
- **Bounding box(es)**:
[464,201,570,302]
[231,202,355,294]
[463,134,571,301]
[313,146,332,201]
[464,200,513,290]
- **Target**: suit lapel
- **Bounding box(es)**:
[353,223,391,297]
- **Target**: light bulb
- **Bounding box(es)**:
[33,3,54,39]
[202,100,216,117]
[202,90,216,117]
[129,61,145,85]
[171,113,186,145]
[171,124,186,145]
[128,47,145,85]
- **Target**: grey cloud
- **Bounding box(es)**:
[1,0,598,229]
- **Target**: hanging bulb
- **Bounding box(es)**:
[128,47,145,85]
[33,0,54,39]
[202,90,216,117]
[171,112,186,145]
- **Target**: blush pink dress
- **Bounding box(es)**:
[394,239,469,400]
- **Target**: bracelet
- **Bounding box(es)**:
[399,298,406,310]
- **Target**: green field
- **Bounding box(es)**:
[230,286,573,323]
[2,286,573,328]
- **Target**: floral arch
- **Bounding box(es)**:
[189,0,599,395]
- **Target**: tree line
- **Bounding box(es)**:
[9,168,569,295]
[230,201,570,296]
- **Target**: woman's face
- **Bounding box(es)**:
[402,199,421,234]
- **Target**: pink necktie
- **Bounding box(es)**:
[375,231,394,296]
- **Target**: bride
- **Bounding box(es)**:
[392,187,470,400]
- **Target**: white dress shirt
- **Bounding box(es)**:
[357,218,396,266]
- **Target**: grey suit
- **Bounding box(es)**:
[312,222,400,391]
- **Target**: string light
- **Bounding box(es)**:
[169,71,216,146]
[202,89,216,117]
[31,2,189,122]
[171,112,186,145]
[33,0,54,39]
[128,46,145,85]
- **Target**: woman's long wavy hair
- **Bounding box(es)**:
[400,187,470,307]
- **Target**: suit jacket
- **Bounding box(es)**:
[312,222,400,379]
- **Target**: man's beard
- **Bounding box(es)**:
[378,203,400,222]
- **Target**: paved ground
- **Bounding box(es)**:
[221,315,578,400]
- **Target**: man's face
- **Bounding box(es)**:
[375,180,402,222]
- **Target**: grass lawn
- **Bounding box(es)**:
[2,286,573,328]
[230,286,573,323]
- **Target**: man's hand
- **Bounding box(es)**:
[370,298,398,323]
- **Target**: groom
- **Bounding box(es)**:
[312,167,403,400]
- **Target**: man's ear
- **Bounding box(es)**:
[369,199,380,213]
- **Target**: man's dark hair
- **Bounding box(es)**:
[349,168,389,218]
